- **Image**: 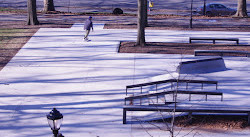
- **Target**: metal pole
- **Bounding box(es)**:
[68,0,70,12]
[189,0,193,28]
[203,0,206,15]
[53,130,58,137]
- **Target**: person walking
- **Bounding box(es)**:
[84,16,93,41]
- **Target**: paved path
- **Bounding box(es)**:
[0,24,249,137]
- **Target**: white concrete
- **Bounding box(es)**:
[0,23,249,137]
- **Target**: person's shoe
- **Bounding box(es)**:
[84,38,89,42]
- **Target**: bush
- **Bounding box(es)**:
[113,8,123,14]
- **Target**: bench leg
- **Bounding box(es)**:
[213,40,215,44]
[123,109,127,124]
[189,39,192,43]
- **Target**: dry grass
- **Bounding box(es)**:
[0,28,38,70]
[0,12,73,71]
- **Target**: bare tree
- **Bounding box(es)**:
[234,0,248,17]
[131,53,204,137]
[143,0,148,26]
[43,0,55,13]
[136,0,146,46]
[27,0,39,25]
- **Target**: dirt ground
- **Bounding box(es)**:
[160,114,249,130]
[118,42,250,55]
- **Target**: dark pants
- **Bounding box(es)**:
[84,30,90,39]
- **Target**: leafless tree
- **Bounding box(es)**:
[133,53,203,137]
[234,0,248,17]
[136,0,146,46]
[143,0,148,26]
[43,0,55,13]
[27,0,39,25]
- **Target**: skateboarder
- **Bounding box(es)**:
[84,16,93,41]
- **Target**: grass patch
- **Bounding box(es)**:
[0,28,27,46]
[0,28,37,71]
[0,7,25,13]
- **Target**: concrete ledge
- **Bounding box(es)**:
[195,50,250,57]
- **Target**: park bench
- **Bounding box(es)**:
[123,105,250,124]
[189,37,239,44]
[194,50,250,57]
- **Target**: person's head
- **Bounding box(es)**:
[89,16,92,20]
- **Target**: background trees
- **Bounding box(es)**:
[27,0,56,25]
[235,0,248,17]
[27,0,39,25]
[43,0,55,12]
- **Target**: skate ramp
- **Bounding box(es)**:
[177,57,227,74]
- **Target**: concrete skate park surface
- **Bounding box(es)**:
[1,0,250,14]
[0,23,249,137]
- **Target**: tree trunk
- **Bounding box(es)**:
[43,0,55,12]
[144,0,148,26]
[136,0,146,46]
[27,0,39,25]
[234,0,248,17]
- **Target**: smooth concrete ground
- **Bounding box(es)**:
[0,23,249,137]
